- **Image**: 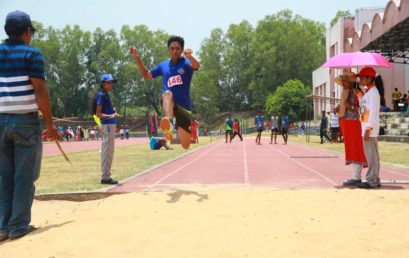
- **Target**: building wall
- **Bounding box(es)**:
[312,5,408,118]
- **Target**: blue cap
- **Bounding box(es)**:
[5,10,36,34]
[100,73,117,82]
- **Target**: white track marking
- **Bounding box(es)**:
[243,139,249,186]
[268,144,337,186]
[143,142,224,191]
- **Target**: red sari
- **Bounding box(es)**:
[340,118,367,166]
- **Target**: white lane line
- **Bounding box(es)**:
[268,144,337,186]
[381,168,409,178]
[243,139,249,186]
[143,141,224,191]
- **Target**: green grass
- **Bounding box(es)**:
[288,135,409,168]
[36,137,217,194]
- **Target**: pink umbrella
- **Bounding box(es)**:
[322,51,392,69]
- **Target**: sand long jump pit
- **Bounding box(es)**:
[1,188,409,258]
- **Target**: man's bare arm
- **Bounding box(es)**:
[129,46,153,80]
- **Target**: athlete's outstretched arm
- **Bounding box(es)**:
[129,46,153,80]
[184,49,200,70]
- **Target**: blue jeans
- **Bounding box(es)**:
[0,113,42,238]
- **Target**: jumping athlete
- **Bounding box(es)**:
[130,36,200,149]
[93,73,120,185]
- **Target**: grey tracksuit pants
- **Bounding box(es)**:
[101,124,116,180]
[363,137,380,187]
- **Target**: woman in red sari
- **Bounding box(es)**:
[336,72,368,186]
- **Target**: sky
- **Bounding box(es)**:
[0,0,389,51]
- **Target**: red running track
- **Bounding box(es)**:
[110,137,409,192]
[43,138,148,156]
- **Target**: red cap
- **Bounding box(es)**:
[358,67,377,78]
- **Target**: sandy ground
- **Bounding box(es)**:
[1,188,409,258]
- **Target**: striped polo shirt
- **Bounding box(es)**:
[0,38,45,114]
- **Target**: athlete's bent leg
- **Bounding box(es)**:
[162,90,174,119]
[178,127,191,149]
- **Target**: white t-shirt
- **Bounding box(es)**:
[330,113,339,128]
[271,116,278,129]
[360,86,380,137]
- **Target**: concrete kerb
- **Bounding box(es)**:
[103,139,224,192]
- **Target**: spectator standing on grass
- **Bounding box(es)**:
[300,122,305,136]
[392,87,402,111]
[92,73,120,185]
[0,11,57,241]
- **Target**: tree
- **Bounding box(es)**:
[249,10,325,108]
[330,10,354,26]
[264,80,312,122]
[120,25,170,115]
[191,72,219,120]
[223,21,255,110]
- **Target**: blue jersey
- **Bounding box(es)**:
[281,115,289,129]
[226,118,233,130]
[255,115,264,130]
[149,137,161,150]
[150,57,194,111]
[96,91,116,125]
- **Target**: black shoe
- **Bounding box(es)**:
[0,235,8,242]
[101,178,118,185]
[377,178,382,187]
[343,179,362,186]
[357,182,377,189]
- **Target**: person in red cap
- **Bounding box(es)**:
[356,67,384,188]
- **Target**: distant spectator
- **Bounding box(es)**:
[320,111,331,144]
[401,94,408,112]
[330,108,340,143]
[119,125,124,140]
[406,93,409,117]
[380,104,390,113]
[392,87,402,111]
[231,118,243,142]
[125,124,130,139]
[300,122,305,136]
[281,111,289,145]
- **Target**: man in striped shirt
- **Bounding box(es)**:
[0,11,56,241]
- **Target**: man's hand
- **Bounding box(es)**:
[129,46,139,59]
[184,48,193,58]
[364,129,371,141]
[47,124,58,141]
